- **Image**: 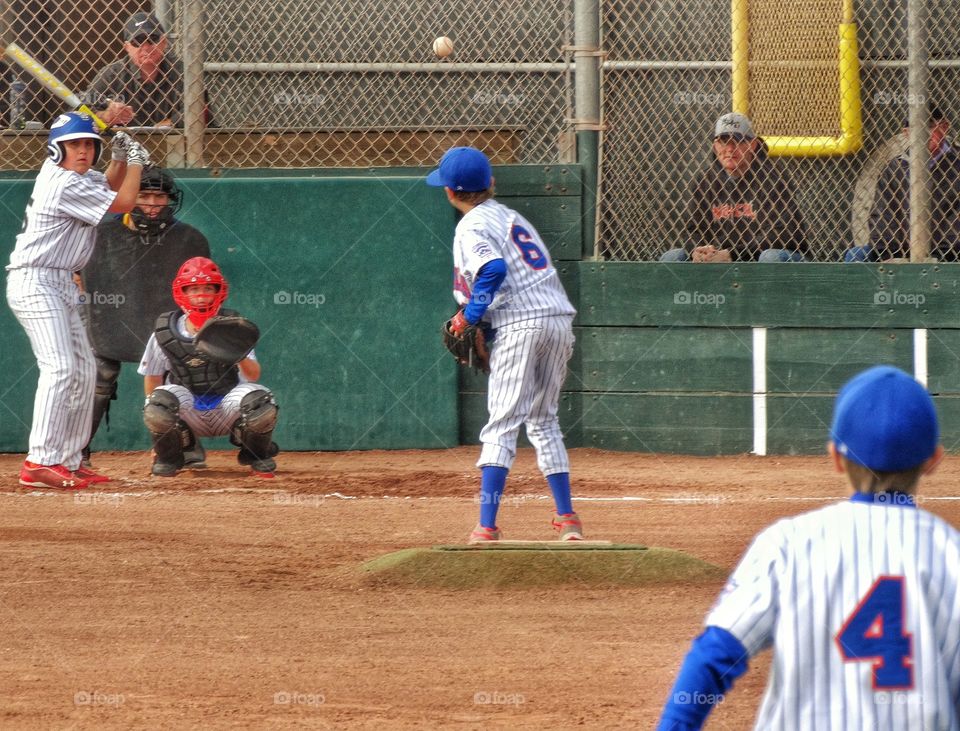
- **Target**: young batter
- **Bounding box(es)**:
[658,366,960,730]
[138,257,279,478]
[426,146,580,543]
[7,112,148,488]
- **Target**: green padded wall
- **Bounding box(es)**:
[0,174,457,452]
[573,262,960,456]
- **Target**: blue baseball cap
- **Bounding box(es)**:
[425,146,492,192]
[830,365,938,472]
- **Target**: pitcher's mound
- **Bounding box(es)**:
[358,543,723,588]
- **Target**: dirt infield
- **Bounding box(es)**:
[2,447,959,729]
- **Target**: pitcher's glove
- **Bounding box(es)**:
[195,316,260,365]
[441,310,490,373]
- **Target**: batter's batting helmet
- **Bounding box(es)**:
[47,112,102,165]
[131,165,182,238]
[173,257,229,328]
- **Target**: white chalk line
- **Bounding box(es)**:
[3,488,960,505]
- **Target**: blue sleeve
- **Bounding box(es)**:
[463,258,506,324]
[656,626,750,731]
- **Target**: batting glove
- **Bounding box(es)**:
[126,141,150,168]
[110,131,132,161]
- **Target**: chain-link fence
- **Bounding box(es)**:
[2,1,957,264]
[599,0,960,262]
[1,1,574,170]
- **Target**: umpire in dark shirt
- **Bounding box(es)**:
[849,107,960,262]
[82,12,213,128]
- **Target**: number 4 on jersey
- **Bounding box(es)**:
[835,576,914,689]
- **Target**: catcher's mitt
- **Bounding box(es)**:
[441,313,490,373]
[195,315,260,365]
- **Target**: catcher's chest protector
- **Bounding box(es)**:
[83,220,209,362]
[154,309,240,397]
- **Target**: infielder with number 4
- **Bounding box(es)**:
[657,365,960,730]
[7,112,149,489]
[426,146,581,543]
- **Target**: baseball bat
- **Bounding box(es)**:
[1,42,109,131]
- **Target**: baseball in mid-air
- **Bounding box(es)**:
[433,36,454,58]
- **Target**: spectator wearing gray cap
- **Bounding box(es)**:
[846,107,960,262]
[82,12,213,128]
[660,113,809,262]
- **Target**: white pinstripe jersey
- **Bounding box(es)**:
[707,499,960,730]
[452,199,575,328]
[138,313,257,381]
[7,159,116,272]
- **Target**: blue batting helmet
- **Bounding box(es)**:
[47,112,102,165]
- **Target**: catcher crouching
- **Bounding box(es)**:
[137,257,279,478]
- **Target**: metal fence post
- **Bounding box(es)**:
[574,0,602,258]
[908,0,931,262]
[182,0,205,167]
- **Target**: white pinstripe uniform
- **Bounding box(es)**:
[6,159,117,469]
[137,314,263,437]
[453,199,576,474]
[707,499,960,730]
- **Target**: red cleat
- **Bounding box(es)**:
[19,461,90,489]
[72,466,110,484]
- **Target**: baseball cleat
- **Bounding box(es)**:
[183,444,207,469]
[19,461,90,489]
[250,468,275,479]
[552,512,584,541]
[468,524,502,544]
[72,466,110,484]
[151,461,180,477]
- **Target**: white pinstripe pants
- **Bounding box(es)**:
[156,382,267,437]
[478,316,574,474]
[6,267,96,469]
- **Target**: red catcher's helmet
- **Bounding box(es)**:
[172,257,228,328]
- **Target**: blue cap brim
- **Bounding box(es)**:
[425,169,446,187]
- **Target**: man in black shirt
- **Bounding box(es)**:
[79,166,210,467]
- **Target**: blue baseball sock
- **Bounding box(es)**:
[547,472,573,515]
[479,466,509,528]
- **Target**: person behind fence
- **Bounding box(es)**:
[78,165,210,469]
[656,365,960,731]
[659,113,808,263]
[82,11,213,128]
[846,107,960,263]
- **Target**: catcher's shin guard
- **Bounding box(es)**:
[143,389,186,475]
[231,389,279,472]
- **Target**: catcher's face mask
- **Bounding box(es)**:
[173,257,229,328]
